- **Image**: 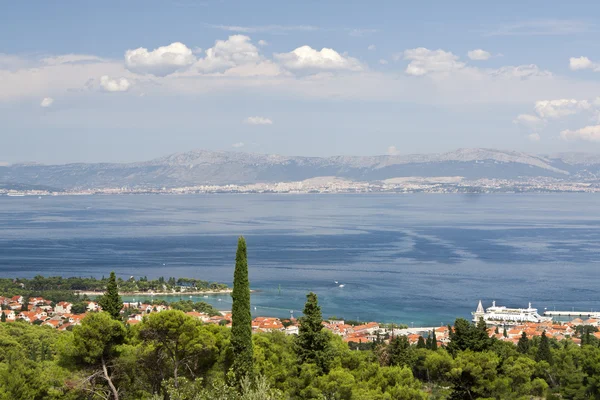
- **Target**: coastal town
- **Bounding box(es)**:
[3,175,600,197]
[2,294,598,347]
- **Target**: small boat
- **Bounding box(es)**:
[334,281,338,284]
[189,296,192,299]
[339,284,345,288]
[203,295,208,298]
[218,299,222,302]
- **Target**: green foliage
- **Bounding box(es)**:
[536,331,553,364]
[447,318,491,354]
[169,300,222,316]
[517,331,530,354]
[296,292,334,375]
[137,310,218,388]
[231,236,253,385]
[98,271,124,320]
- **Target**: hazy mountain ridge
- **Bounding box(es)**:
[2,148,599,190]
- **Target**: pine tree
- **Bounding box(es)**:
[296,292,332,374]
[416,336,426,349]
[536,331,552,364]
[477,317,487,332]
[231,236,253,385]
[98,271,123,320]
[0,312,5,323]
[517,332,529,354]
[430,330,438,350]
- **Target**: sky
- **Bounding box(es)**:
[2,0,600,164]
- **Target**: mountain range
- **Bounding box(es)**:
[2,148,600,190]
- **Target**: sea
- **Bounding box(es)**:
[1,193,599,326]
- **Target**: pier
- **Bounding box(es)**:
[543,311,600,319]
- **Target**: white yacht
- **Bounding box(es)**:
[472,300,552,325]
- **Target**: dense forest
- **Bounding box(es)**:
[1,239,600,399]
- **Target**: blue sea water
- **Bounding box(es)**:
[1,193,599,326]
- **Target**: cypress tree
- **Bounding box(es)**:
[536,331,552,364]
[494,326,499,334]
[98,271,123,320]
[0,312,5,323]
[430,330,438,350]
[503,326,508,338]
[416,336,426,349]
[296,292,332,374]
[517,332,529,354]
[231,236,253,385]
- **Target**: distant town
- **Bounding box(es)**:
[3,176,600,197]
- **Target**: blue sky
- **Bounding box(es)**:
[2,0,600,163]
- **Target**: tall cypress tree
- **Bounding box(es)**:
[231,236,253,385]
[0,312,5,323]
[98,271,123,320]
[536,331,552,364]
[503,326,508,338]
[517,332,530,354]
[296,292,332,374]
[430,330,438,351]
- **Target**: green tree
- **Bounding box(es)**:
[138,310,218,388]
[0,312,5,323]
[68,312,126,399]
[536,331,552,364]
[430,330,438,351]
[503,326,508,338]
[517,332,530,354]
[231,236,253,385]
[388,335,414,368]
[296,292,332,374]
[447,318,490,354]
[416,336,426,349]
[98,271,123,320]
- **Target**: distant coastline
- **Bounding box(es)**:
[79,289,233,297]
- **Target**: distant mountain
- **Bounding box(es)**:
[1,148,599,190]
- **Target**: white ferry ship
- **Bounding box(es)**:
[472,300,552,325]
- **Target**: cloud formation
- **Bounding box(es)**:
[514,114,544,129]
[528,133,541,142]
[100,76,131,92]
[387,145,400,155]
[534,99,591,119]
[194,35,262,73]
[232,142,245,148]
[125,42,196,76]
[244,116,273,125]
[569,56,600,72]
[467,49,491,61]
[403,48,464,76]
[275,46,363,71]
[40,97,54,107]
[561,125,600,142]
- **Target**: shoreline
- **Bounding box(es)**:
[78,289,233,297]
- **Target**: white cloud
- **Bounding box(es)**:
[258,40,268,47]
[244,116,273,125]
[528,133,541,142]
[387,145,400,155]
[368,44,376,51]
[379,59,388,65]
[275,46,363,71]
[125,42,196,76]
[194,35,262,73]
[514,114,544,129]
[561,125,600,142]
[40,97,54,107]
[490,64,552,79]
[232,142,245,148]
[41,54,104,66]
[100,76,131,92]
[534,99,590,119]
[467,49,491,61]
[569,56,600,72]
[403,48,465,76]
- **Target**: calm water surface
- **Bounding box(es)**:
[1,193,599,326]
